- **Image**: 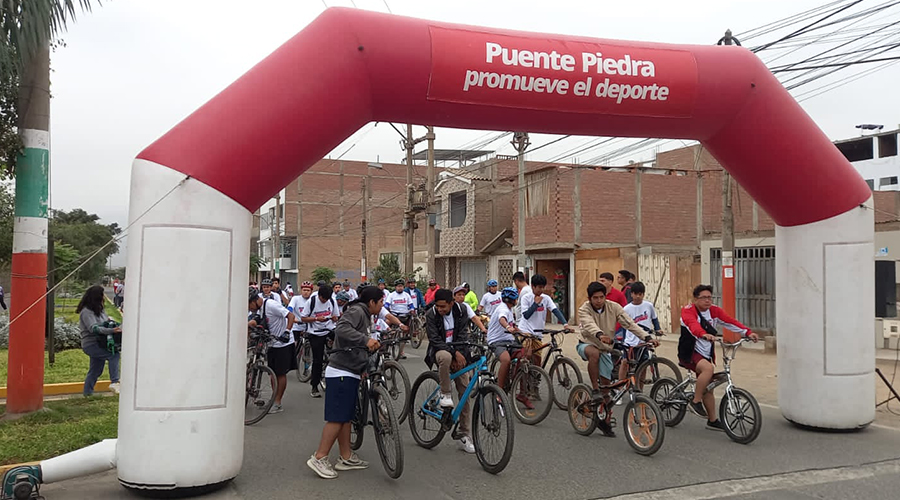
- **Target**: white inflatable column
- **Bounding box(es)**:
[777,199,874,429]
[116,160,250,493]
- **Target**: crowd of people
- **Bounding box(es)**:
[247,268,756,480]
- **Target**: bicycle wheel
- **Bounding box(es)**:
[471,383,514,474]
[635,356,683,389]
[489,356,501,378]
[245,364,276,426]
[372,385,404,479]
[410,324,422,349]
[296,342,312,383]
[510,365,553,425]
[623,394,665,455]
[549,357,583,410]
[567,383,598,436]
[350,382,366,451]
[720,387,762,444]
[382,360,411,424]
[408,371,446,449]
[649,377,687,427]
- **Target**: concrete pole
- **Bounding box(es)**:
[7,43,51,413]
[722,171,736,317]
[361,176,368,281]
[404,124,416,277]
[635,167,643,248]
[513,132,530,275]
[425,126,436,279]
[274,192,281,280]
[296,178,302,280]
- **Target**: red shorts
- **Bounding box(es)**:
[680,351,713,372]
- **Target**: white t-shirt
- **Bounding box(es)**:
[303,296,339,335]
[386,291,415,315]
[346,288,358,301]
[324,365,360,380]
[518,291,557,339]
[623,301,657,347]
[287,295,310,332]
[261,298,293,348]
[442,303,476,342]
[479,291,502,317]
[487,302,516,344]
[372,318,390,340]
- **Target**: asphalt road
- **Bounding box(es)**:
[37,349,900,500]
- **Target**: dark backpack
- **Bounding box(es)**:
[677,305,718,364]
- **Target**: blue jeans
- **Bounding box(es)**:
[82,341,120,396]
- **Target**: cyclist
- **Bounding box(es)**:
[332,281,342,296]
[518,274,569,367]
[453,285,488,337]
[598,272,627,307]
[248,288,297,414]
[301,283,341,398]
[680,284,758,431]
[386,278,415,359]
[619,281,661,381]
[307,286,383,479]
[335,291,351,313]
[287,281,315,351]
[486,287,520,393]
[377,279,389,301]
[272,277,290,306]
[342,280,358,301]
[477,279,502,318]
[512,271,531,324]
[424,288,476,454]
[462,282,479,312]
[405,277,426,311]
[424,278,440,305]
[260,278,280,302]
[618,270,635,303]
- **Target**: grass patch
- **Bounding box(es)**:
[55,296,122,324]
[1,349,105,385]
[0,396,118,465]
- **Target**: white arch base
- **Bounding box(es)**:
[116,159,250,493]
[776,199,875,429]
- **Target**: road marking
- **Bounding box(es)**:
[597,458,900,500]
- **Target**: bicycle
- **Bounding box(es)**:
[331,345,404,479]
[567,342,666,456]
[376,334,412,424]
[296,328,333,387]
[245,327,277,426]
[649,337,762,444]
[466,314,490,345]
[408,342,515,474]
[489,336,555,425]
[409,313,427,349]
[617,330,683,388]
[491,328,583,410]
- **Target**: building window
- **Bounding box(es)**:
[880,176,898,187]
[449,191,467,228]
[878,133,898,158]
[866,179,875,190]
[525,172,551,217]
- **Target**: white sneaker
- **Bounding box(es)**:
[307,454,338,479]
[108,382,120,395]
[268,404,284,414]
[439,393,454,407]
[457,436,475,454]
[334,452,369,471]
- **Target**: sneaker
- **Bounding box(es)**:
[268,404,284,414]
[706,419,726,432]
[597,420,616,438]
[439,393,454,407]
[334,452,369,470]
[516,393,535,410]
[457,436,476,454]
[398,354,408,360]
[307,454,338,479]
[689,400,707,417]
[108,382,120,395]
[311,387,322,398]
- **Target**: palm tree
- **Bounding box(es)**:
[2,0,99,414]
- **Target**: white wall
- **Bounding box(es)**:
[853,156,900,191]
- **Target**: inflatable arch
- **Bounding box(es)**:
[23,7,878,496]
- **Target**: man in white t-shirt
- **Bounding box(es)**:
[386,279,416,359]
[377,279,390,302]
[248,288,297,414]
[519,274,569,367]
[622,281,662,347]
[342,280,358,301]
[512,271,532,325]
[288,281,315,342]
[477,279,502,318]
[486,287,521,393]
[453,286,487,336]
[301,285,341,398]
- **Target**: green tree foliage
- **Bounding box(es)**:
[49,208,120,283]
[0,181,12,266]
[311,266,335,284]
[51,241,80,283]
[372,254,402,285]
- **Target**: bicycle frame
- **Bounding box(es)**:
[667,340,745,403]
[420,355,490,424]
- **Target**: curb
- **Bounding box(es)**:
[0,380,111,399]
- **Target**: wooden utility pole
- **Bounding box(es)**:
[361,176,368,281]
[721,172,736,317]
[425,126,436,278]
[513,132,530,275]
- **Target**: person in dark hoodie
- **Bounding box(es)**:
[307,286,382,480]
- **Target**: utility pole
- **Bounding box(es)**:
[361,176,368,282]
[721,172,736,317]
[513,132,530,275]
[425,126,436,278]
[274,192,281,280]
[296,178,302,280]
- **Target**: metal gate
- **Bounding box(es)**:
[460,260,487,294]
[498,259,514,288]
[710,247,776,331]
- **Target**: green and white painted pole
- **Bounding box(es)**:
[7,44,50,413]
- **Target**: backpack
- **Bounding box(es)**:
[677,305,718,364]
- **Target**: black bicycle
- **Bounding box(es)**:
[245,327,277,425]
[332,344,405,479]
[296,329,333,388]
[378,334,412,424]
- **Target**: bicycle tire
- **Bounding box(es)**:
[549,357,583,410]
[635,356,683,389]
[510,365,554,425]
[244,364,277,426]
[408,371,446,449]
[410,329,422,349]
[296,342,312,383]
[490,356,501,377]
[623,394,666,456]
[471,383,514,474]
[382,360,411,424]
[720,387,762,445]
[649,377,687,427]
[350,382,366,451]
[567,383,598,436]
[372,385,404,479]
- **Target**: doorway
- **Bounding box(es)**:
[533,259,571,324]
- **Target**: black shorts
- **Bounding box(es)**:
[324,375,361,423]
[490,341,519,358]
[267,344,298,376]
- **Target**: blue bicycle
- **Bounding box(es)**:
[408,342,515,474]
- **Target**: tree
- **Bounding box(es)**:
[49,208,120,283]
[311,266,335,284]
[372,254,402,285]
[0,181,12,266]
[249,254,265,278]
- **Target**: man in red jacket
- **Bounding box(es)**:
[424,278,440,305]
[679,284,758,430]
[598,273,627,307]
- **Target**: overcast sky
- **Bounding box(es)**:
[47,0,900,265]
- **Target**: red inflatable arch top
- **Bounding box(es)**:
[138,7,869,226]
